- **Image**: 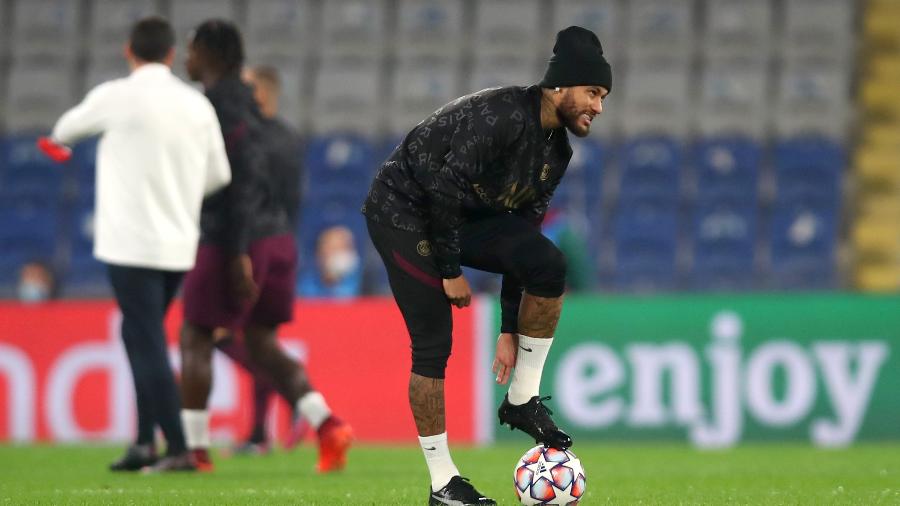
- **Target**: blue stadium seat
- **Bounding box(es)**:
[549,182,575,213]
[303,134,378,198]
[612,200,679,291]
[69,191,96,259]
[618,136,683,205]
[773,136,845,206]
[62,189,108,291]
[566,136,604,200]
[361,248,392,295]
[769,203,837,289]
[462,266,502,294]
[70,137,99,187]
[571,138,608,254]
[0,193,59,285]
[694,136,761,205]
[65,254,109,293]
[689,202,757,290]
[0,135,64,195]
[374,136,403,167]
[301,180,368,211]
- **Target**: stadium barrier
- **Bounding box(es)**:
[0,299,480,444]
[2,295,897,447]
[487,294,900,447]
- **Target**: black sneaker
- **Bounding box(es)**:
[230,440,270,456]
[429,476,496,505]
[498,394,573,450]
[109,444,157,471]
[141,451,198,473]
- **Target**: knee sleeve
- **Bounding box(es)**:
[409,322,453,379]
[516,239,567,298]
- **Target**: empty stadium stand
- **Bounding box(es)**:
[0,0,865,296]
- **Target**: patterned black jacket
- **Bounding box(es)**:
[362,85,573,332]
[200,76,291,254]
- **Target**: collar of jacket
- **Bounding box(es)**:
[129,62,172,80]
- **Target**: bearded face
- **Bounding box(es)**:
[556,86,606,138]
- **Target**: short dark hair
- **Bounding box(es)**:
[129,16,175,62]
[191,19,244,76]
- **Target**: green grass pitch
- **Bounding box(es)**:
[1,443,898,505]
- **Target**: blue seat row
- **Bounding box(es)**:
[0,133,845,295]
[607,200,838,292]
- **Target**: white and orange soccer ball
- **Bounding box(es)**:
[513,445,586,505]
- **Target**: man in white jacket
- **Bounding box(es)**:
[39,17,231,471]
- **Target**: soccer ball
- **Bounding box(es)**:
[513,445,586,505]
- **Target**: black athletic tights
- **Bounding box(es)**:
[367,212,566,379]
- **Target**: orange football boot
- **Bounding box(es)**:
[315,417,353,473]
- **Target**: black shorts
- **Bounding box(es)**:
[367,213,565,378]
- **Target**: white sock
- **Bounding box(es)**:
[508,335,553,405]
[181,409,209,449]
[419,432,460,492]
[296,391,332,430]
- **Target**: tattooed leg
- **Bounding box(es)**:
[517,292,563,338]
[409,373,445,436]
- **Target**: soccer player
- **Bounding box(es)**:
[39,17,231,471]
[214,64,306,455]
[362,26,611,504]
[153,20,351,473]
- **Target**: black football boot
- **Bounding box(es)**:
[109,444,157,471]
[428,476,496,505]
[498,394,573,450]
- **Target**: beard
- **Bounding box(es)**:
[557,93,593,138]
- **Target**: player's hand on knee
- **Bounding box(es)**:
[442,275,471,308]
[492,332,518,384]
[212,327,232,343]
[228,254,259,304]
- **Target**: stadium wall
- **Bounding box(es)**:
[0,299,481,444]
[1,295,897,446]
[487,294,900,447]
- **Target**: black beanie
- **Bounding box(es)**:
[539,26,612,92]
